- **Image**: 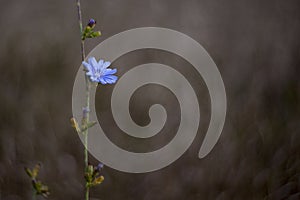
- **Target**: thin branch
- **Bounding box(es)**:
[76,0,90,199]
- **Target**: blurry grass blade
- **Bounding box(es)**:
[32,163,41,178]
[24,167,33,178]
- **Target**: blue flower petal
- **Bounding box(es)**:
[88,57,98,68]
[98,59,104,67]
[90,76,99,82]
[103,61,111,69]
[108,75,118,81]
[86,71,94,76]
[99,77,107,84]
[104,78,115,84]
[103,75,118,84]
[103,68,117,75]
[82,61,92,71]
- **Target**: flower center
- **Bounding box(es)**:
[94,71,103,78]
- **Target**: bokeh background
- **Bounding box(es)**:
[0,0,300,199]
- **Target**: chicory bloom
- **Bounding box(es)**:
[87,18,96,28]
[82,57,118,84]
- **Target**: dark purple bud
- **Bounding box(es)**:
[87,19,96,27]
[82,107,90,119]
[94,163,104,173]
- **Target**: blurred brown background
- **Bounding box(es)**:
[0,0,300,199]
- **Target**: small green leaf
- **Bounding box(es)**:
[89,31,101,38]
[80,121,97,132]
[85,165,94,183]
[70,117,81,133]
[31,163,41,179]
[82,26,92,40]
[24,167,33,178]
[25,163,41,179]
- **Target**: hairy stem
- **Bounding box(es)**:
[76,0,85,60]
[76,0,90,200]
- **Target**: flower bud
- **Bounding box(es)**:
[87,18,96,28]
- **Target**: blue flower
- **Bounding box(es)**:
[82,57,118,84]
[94,163,104,173]
[87,18,96,28]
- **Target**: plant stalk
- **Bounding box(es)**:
[32,190,36,200]
[76,0,90,199]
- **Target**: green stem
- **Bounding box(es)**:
[32,191,36,200]
[76,0,90,200]
[76,0,85,60]
[84,74,90,171]
[85,187,90,200]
